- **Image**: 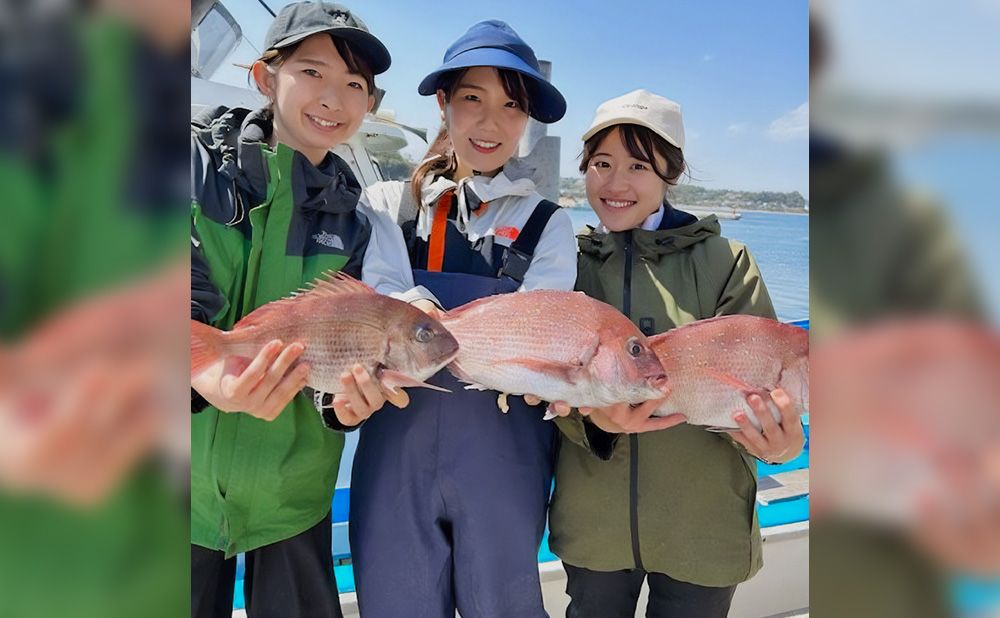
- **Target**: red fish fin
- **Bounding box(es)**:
[700,368,770,397]
[298,270,375,298]
[504,357,585,384]
[234,271,374,330]
[706,426,740,434]
[378,369,451,393]
[191,320,225,377]
[575,334,601,368]
[446,361,476,385]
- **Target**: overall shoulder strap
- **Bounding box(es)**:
[499,199,561,283]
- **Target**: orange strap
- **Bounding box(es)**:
[426,192,453,272]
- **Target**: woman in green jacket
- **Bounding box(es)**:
[190,4,431,617]
[544,90,806,617]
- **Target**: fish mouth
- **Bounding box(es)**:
[646,373,669,392]
[430,341,461,371]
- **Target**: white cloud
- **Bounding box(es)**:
[727,122,749,136]
[767,102,809,141]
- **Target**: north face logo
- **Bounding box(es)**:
[312,231,344,250]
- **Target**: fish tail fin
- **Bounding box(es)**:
[191,320,225,377]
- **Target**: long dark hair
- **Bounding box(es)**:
[410,67,531,206]
[580,123,687,187]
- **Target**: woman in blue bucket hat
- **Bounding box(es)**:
[338,19,576,617]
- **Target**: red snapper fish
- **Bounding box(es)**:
[441,291,668,409]
[190,272,459,394]
[649,315,809,430]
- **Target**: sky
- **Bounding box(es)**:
[210,0,810,198]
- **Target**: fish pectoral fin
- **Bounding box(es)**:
[700,368,769,398]
[377,369,451,394]
[503,357,585,384]
[574,335,601,368]
[706,426,740,433]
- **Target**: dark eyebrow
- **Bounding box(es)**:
[592,151,612,158]
[454,83,487,92]
[294,57,365,78]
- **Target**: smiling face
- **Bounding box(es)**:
[253,33,375,165]
[437,66,530,178]
[584,126,672,232]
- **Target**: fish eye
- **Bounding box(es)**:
[626,338,643,357]
[415,326,435,343]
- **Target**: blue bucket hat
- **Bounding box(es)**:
[417,20,566,123]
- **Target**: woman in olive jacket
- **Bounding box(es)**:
[544,90,806,618]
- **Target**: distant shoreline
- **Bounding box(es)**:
[561,204,809,216]
[737,208,809,216]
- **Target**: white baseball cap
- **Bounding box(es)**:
[582,89,685,151]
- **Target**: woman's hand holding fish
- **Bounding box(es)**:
[911,448,1000,576]
[192,339,310,421]
[580,397,685,435]
[524,395,685,434]
[0,357,160,507]
[523,395,571,418]
[411,299,445,321]
[730,388,804,464]
[331,364,407,427]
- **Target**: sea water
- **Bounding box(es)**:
[566,208,809,322]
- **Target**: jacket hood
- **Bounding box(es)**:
[578,207,721,259]
[193,105,362,215]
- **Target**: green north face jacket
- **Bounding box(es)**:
[190,107,400,556]
[550,208,776,587]
[0,18,187,618]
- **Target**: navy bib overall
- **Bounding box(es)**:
[350,197,559,618]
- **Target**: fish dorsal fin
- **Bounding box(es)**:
[292,270,375,299]
[234,270,373,331]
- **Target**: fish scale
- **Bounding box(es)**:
[649,315,809,430]
[442,290,667,408]
[190,272,459,395]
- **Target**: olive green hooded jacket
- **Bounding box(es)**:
[550,208,775,586]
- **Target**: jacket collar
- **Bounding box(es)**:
[417,157,538,236]
[580,205,720,259]
[214,107,362,214]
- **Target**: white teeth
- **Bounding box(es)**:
[471,139,499,148]
[308,114,340,128]
[604,199,635,209]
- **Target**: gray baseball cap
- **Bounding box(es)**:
[264,2,391,74]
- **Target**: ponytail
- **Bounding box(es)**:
[410,126,458,207]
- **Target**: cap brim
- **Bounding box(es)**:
[417,47,566,123]
[271,27,391,75]
[581,117,683,151]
